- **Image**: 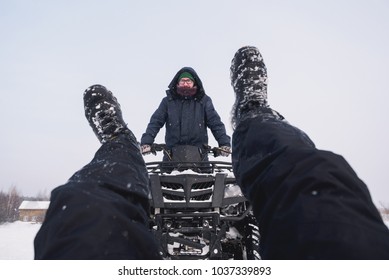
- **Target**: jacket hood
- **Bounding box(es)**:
[167,67,205,100]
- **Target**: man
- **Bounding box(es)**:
[140,67,231,161]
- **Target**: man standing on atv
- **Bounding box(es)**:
[140,67,231,161]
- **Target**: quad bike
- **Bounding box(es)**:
[146,144,261,260]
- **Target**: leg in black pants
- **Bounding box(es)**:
[233,113,389,259]
[230,46,389,259]
[34,85,160,259]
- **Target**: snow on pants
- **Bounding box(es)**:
[34,135,161,259]
[232,112,389,259]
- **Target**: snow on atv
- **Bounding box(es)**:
[145,144,260,260]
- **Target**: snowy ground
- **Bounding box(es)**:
[0,221,41,260]
[1,220,389,260]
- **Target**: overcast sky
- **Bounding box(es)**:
[1,0,388,207]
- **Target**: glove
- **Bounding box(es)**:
[219,146,231,157]
[141,144,152,155]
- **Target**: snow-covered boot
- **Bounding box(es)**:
[230,46,283,128]
[83,84,135,143]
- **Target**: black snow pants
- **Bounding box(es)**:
[35,110,389,259]
[34,135,161,259]
[232,112,389,259]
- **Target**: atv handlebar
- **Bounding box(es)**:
[149,143,231,158]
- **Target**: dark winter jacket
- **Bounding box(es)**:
[141,67,231,150]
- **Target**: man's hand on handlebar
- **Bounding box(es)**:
[219,146,231,157]
[141,144,153,155]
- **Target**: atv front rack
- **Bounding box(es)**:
[146,161,234,174]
